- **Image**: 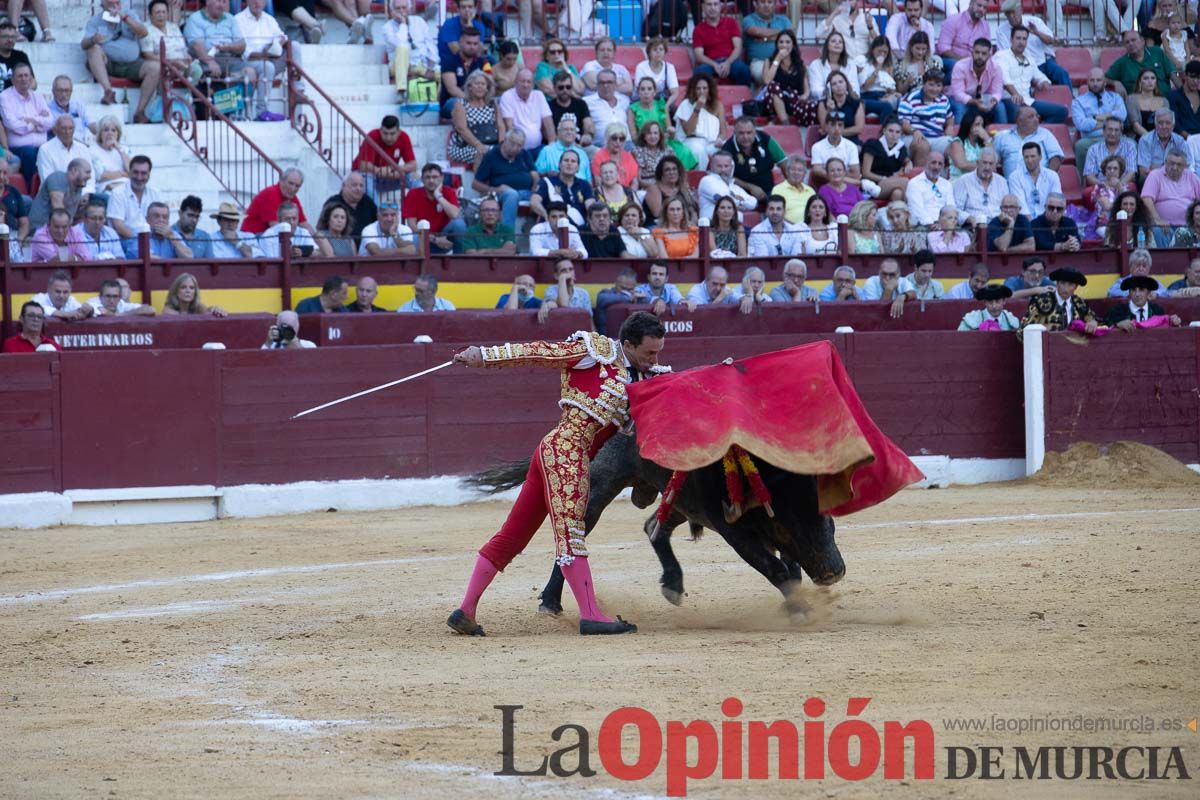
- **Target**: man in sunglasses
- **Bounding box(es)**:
[547,73,594,147]
[1030,192,1080,252]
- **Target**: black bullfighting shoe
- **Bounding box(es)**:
[447,608,486,636]
[579,616,638,635]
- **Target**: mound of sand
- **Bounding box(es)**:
[1031,441,1200,489]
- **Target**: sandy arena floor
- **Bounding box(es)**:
[2,482,1199,799]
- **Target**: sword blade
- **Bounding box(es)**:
[291,360,455,419]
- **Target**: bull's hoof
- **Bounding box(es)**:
[661,585,685,606]
[580,616,638,635]
[447,608,486,636]
[537,600,563,616]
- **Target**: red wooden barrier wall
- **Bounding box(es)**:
[606,299,1200,338]
[313,309,588,347]
[0,354,61,493]
[4,329,1198,495]
[0,330,1036,494]
[19,300,1200,352]
[1043,329,1200,465]
[45,314,276,350]
[22,311,588,351]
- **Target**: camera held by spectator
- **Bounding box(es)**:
[263,310,316,349]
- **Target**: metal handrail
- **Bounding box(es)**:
[157,39,284,208]
[283,40,407,204]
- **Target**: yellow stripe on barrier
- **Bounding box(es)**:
[11,275,1181,318]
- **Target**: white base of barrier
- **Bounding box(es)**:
[908,457,1027,488]
[216,477,520,519]
[0,456,1146,530]
[65,486,221,526]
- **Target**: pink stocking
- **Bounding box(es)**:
[460,555,499,619]
[561,557,613,623]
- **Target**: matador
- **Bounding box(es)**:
[447,312,667,636]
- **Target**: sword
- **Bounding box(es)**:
[291,360,455,419]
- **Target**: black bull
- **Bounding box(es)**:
[467,432,846,614]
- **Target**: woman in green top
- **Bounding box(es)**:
[946,108,992,180]
[627,77,698,170]
[535,38,582,97]
[847,201,882,255]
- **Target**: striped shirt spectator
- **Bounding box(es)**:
[898,86,951,138]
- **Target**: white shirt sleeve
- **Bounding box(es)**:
[529,222,554,256]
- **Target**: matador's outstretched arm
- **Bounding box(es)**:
[455,332,619,371]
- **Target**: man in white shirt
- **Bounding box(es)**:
[537,257,592,324]
[397,273,457,312]
[747,195,804,258]
[698,151,757,222]
[234,0,288,121]
[107,155,162,240]
[995,0,1069,87]
[685,265,737,307]
[499,69,555,151]
[1008,141,1061,218]
[953,147,1008,224]
[584,70,631,140]
[359,203,417,256]
[906,250,945,300]
[859,257,917,318]
[73,198,125,260]
[993,26,1068,125]
[259,202,318,258]
[37,116,93,190]
[31,269,94,321]
[809,112,861,183]
[529,201,586,259]
[904,151,953,227]
[88,278,154,316]
[380,0,438,86]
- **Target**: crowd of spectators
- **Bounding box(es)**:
[3,0,1200,354]
[388,0,1200,267]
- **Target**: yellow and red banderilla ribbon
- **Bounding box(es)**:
[649,446,774,542]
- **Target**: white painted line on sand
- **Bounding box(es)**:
[77,598,264,620]
[4,507,1197,608]
[0,555,459,607]
[842,507,1200,530]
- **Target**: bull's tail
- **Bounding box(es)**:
[464,459,531,493]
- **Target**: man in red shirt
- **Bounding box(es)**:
[692,0,751,87]
[2,301,60,353]
[401,162,468,253]
[355,114,418,204]
[241,168,307,234]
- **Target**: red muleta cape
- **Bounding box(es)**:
[627,341,924,515]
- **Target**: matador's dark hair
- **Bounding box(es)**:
[619,311,666,346]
